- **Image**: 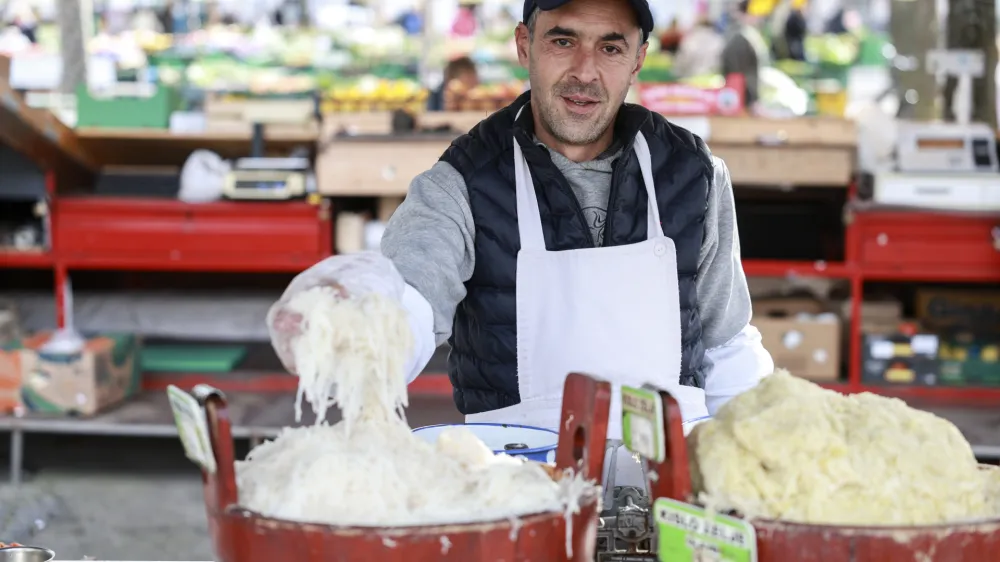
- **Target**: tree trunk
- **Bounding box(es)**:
[944,0,997,127]
[890,0,940,119]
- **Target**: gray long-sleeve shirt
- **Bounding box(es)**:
[380,139,753,353]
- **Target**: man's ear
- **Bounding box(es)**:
[631,42,649,85]
[515,23,531,68]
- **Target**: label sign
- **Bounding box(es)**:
[639,74,746,116]
[655,498,757,562]
[621,385,665,462]
[167,385,217,473]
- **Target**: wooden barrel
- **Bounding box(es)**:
[196,374,613,562]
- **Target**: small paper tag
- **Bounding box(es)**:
[621,385,665,462]
[655,498,757,562]
[167,385,217,474]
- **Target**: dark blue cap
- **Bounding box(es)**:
[523,0,654,39]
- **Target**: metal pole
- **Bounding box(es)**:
[9,427,24,487]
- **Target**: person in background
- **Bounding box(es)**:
[783,7,807,61]
[770,0,808,61]
[658,18,683,54]
[721,0,769,106]
[10,2,37,43]
[270,0,772,439]
[427,56,480,111]
[673,16,726,78]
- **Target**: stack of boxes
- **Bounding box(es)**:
[0,302,142,416]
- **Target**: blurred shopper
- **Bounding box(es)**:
[673,17,726,78]
[658,18,683,54]
[770,0,808,61]
[428,56,480,111]
[721,0,769,106]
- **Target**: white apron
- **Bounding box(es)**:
[467,126,711,487]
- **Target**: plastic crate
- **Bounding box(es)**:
[76,84,181,129]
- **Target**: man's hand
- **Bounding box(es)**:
[266,252,406,374]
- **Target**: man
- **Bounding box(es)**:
[722,0,770,106]
[269,0,774,439]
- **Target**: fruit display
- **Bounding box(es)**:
[805,34,861,66]
[444,80,525,112]
[323,77,428,113]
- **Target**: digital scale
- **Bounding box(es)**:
[222,156,309,200]
[220,113,317,201]
[876,49,1000,211]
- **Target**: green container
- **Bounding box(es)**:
[76,84,182,129]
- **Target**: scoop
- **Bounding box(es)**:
[0,546,56,562]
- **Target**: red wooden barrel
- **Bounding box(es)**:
[648,391,1000,562]
[195,373,612,562]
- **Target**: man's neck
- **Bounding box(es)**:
[531,105,616,164]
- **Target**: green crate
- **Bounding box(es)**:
[76,84,182,129]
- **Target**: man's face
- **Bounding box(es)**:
[516,0,647,148]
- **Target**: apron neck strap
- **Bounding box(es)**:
[632,132,666,239]
[515,123,665,251]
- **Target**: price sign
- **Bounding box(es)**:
[621,385,665,462]
[167,385,217,473]
[655,498,757,562]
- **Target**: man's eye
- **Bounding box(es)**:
[554,38,572,47]
[603,46,622,55]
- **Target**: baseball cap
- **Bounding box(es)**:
[523,0,654,40]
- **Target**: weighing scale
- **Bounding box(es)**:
[222,156,309,200]
[221,119,315,201]
[876,49,1000,211]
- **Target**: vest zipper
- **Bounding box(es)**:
[602,157,624,247]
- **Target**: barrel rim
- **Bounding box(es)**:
[412,423,559,455]
[219,490,601,535]
[749,515,1000,532]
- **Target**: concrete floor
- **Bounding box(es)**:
[1,434,218,561]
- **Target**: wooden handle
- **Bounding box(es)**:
[555,372,612,480]
[195,386,239,511]
[647,392,693,502]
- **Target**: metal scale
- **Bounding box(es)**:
[875,49,1000,211]
[222,119,313,201]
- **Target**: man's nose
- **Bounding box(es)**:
[568,48,599,85]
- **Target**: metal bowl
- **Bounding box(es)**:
[412,423,560,463]
[0,547,55,562]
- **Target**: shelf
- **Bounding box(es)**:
[858,384,1000,405]
[861,266,1000,283]
[0,250,53,268]
[743,260,854,278]
[141,371,453,398]
[53,196,332,272]
[0,389,461,438]
[75,126,318,166]
[75,127,317,143]
[0,77,98,178]
[855,210,1000,282]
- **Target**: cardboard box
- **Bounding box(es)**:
[0,333,141,415]
[840,299,904,335]
[753,298,842,381]
[862,333,940,386]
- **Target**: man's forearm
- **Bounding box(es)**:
[696,156,774,410]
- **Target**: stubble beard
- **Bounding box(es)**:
[529,52,617,147]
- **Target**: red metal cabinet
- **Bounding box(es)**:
[856,211,1000,281]
[53,197,331,271]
